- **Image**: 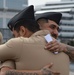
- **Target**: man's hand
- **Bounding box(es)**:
[41,63,60,75]
[45,40,67,53]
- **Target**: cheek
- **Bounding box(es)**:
[17,33,21,37]
[47,28,53,32]
[14,33,20,38]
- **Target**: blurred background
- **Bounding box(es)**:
[0,0,74,74]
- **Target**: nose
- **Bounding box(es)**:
[53,29,58,36]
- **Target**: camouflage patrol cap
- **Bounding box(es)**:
[35,12,62,25]
[8,5,36,31]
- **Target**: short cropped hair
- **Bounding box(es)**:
[37,18,48,27]
[14,19,40,33]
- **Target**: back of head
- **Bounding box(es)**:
[35,12,62,25]
[0,32,3,44]
[8,5,40,33]
[14,19,40,33]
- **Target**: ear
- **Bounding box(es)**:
[38,23,42,29]
[20,26,26,36]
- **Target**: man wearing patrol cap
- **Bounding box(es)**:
[0,5,61,75]
[36,12,74,62]
[36,12,62,39]
[36,12,74,75]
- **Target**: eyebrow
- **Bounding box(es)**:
[50,24,59,27]
[50,24,59,30]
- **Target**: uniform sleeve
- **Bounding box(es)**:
[0,38,22,61]
[0,60,16,69]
